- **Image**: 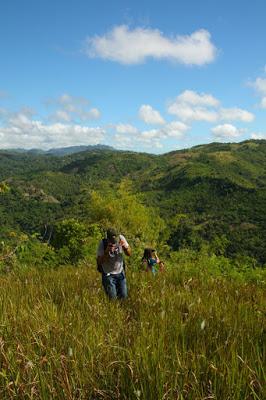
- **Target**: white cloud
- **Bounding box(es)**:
[115,124,139,134]
[168,90,254,123]
[135,121,189,147]
[113,119,188,151]
[113,134,135,149]
[219,107,254,122]
[176,90,220,107]
[251,132,266,140]
[141,129,162,140]
[57,93,89,106]
[137,131,164,148]
[139,104,165,125]
[160,121,189,138]
[84,25,217,65]
[47,93,101,122]
[251,77,266,95]
[52,110,72,122]
[168,103,218,122]
[112,120,189,150]
[211,124,244,140]
[168,90,219,122]
[78,108,101,120]
[0,112,105,149]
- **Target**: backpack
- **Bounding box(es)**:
[97,238,126,273]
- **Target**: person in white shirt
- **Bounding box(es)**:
[97,228,131,299]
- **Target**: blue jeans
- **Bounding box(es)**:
[102,271,127,299]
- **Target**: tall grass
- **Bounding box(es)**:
[0,260,265,399]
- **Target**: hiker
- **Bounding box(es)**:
[141,248,165,275]
[97,228,131,299]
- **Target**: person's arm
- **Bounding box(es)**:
[159,260,165,271]
[123,245,131,256]
[119,235,132,256]
[154,251,160,263]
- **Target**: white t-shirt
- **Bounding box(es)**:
[97,234,129,274]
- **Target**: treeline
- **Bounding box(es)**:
[0,140,266,268]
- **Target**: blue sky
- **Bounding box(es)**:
[1,0,266,153]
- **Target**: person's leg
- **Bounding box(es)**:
[116,272,128,299]
[102,274,117,299]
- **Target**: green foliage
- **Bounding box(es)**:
[0,181,10,194]
[86,179,166,247]
[0,231,57,271]
[51,219,88,264]
[16,235,57,268]
[1,140,266,264]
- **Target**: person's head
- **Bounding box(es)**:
[106,228,118,245]
[143,248,155,260]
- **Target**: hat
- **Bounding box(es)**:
[106,228,118,242]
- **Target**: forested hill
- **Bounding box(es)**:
[1,139,266,264]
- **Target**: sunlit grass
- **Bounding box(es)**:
[0,263,265,399]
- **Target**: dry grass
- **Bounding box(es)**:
[0,264,265,399]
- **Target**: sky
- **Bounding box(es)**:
[1,0,266,154]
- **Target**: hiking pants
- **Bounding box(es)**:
[102,271,127,299]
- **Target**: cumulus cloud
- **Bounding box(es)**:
[113,120,189,150]
[139,105,165,125]
[78,108,101,121]
[0,111,105,149]
[113,134,136,150]
[219,107,254,122]
[168,90,219,122]
[47,93,101,122]
[211,124,244,140]
[251,132,266,140]
[57,93,89,107]
[115,124,139,134]
[175,90,220,107]
[160,121,189,138]
[168,103,218,122]
[136,121,189,146]
[52,110,72,122]
[84,25,217,65]
[167,90,254,123]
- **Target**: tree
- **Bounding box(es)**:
[0,181,10,194]
[85,179,166,247]
[51,219,88,264]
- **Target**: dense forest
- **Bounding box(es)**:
[0,139,266,267]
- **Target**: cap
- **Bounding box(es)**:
[106,228,118,241]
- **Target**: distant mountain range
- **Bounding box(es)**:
[0,144,114,156]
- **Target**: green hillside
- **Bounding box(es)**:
[0,140,266,264]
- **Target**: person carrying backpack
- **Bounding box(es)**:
[96,228,131,299]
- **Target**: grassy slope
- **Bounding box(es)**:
[0,260,264,399]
